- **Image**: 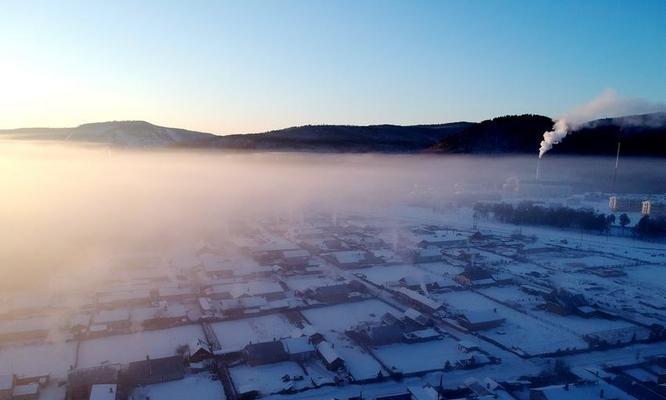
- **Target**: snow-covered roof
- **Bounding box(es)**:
[404,328,440,340]
[12,383,39,397]
[403,308,427,324]
[394,287,442,311]
[0,317,48,335]
[230,281,283,298]
[97,289,150,304]
[0,375,12,391]
[93,309,130,324]
[532,382,634,400]
[461,310,503,325]
[316,341,342,364]
[282,336,315,355]
[89,384,117,400]
[330,250,368,264]
[408,385,438,400]
[158,286,195,298]
[283,249,310,258]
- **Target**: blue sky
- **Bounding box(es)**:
[1,0,664,134]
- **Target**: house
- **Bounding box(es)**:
[492,272,513,285]
[67,364,120,400]
[89,384,117,400]
[132,303,188,329]
[457,341,480,353]
[412,230,469,249]
[96,289,151,309]
[68,313,92,336]
[311,284,356,303]
[647,363,666,384]
[403,328,441,343]
[0,375,12,400]
[457,310,505,331]
[282,249,311,268]
[282,336,316,362]
[254,241,301,264]
[92,309,131,332]
[363,325,405,346]
[200,256,235,278]
[126,356,185,387]
[455,266,496,288]
[407,384,439,400]
[158,286,196,302]
[326,250,372,269]
[403,308,429,327]
[544,289,588,316]
[0,317,49,344]
[530,382,633,400]
[243,341,288,366]
[316,341,345,370]
[11,383,38,400]
[189,338,214,363]
[204,284,234,299]
[393,288,442,313]
[412,247,443,264]
[231,281,285,301]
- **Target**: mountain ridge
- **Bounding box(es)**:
[2,113,665,156]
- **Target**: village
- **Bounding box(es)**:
[0,204,665,400]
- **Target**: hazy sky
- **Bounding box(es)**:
[1,0,664,134]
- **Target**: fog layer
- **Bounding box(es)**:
[1,141,665,291]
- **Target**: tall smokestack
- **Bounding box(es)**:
[535,157,542,181]
[612,139,621,192]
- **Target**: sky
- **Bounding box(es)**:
[0,0,664,135]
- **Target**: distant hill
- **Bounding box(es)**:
[0,120,216,148]
[427,114,554,154]
[428,112,666,157]
[2,113,665,156]
[202,123,474,152]
[548,112,666,157]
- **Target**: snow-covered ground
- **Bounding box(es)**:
[211,314,296,353]
[77,324,203,368]
[373,339,468,374]
[131,373,226,400]
[302,300,399,381]
[230,361,311,395]
[0,340,76,379]
[302,299,398,332]
[436,290,588,355]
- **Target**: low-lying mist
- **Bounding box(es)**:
[1,140,665,293]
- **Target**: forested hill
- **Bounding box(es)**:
[428,112,666,157]
[2,113,665,156]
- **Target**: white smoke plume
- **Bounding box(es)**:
[538,89,666,158]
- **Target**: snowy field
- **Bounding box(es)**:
[373,338,468,374]
[77,324,203,368]
[330,331,384,381]
[436,291,587,355]
[131,373,226,400]
[231,361,312,395]
[283,275,342,292]
[529,309,639,336]
[302,300,396,381]
[416,262,464,277]
[211,313,297,353]
[478,286,546,309]
[0,340,76,379]
[624,264,666,291]
[302,299,398,332]
[359,264,439,287]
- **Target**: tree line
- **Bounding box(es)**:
[473,201,666,240]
